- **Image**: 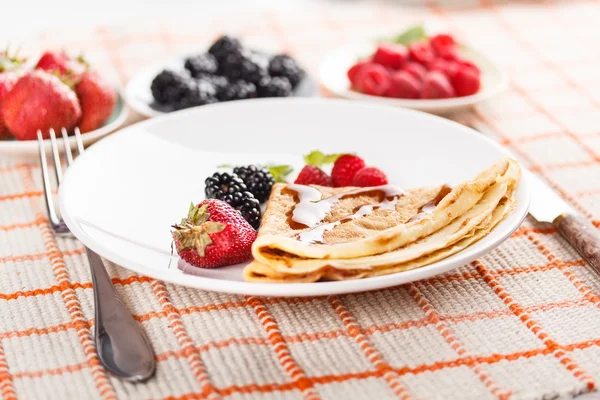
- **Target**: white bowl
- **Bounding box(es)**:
[319,42,509,115]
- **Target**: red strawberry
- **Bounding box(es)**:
[172,200,257,268]
[387,71,422,99]
[331,154,366,187]
[353,167,388,187]
[35,51,85,76]
[295,165,333,186]
[402,62,427,82]
[372,44,408,70]
[420,71,455,99]
[0,72,18,136]
[430,34,456,58]
[2,71,82,140]
[408,42,435,66]
[356,64,391,96]
[347,61,370,88]
[451,67,480,97]
[75,71,117,133]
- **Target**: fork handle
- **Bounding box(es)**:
[87,248,156,381]
[555,213,600,274]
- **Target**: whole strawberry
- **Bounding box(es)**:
[0,73,18,136]
[172,200,257,268]
[2,71,82,140]
[75,71,117,133]
[294,165,333,186]
[331,154,366,187]
[35,50,86,76]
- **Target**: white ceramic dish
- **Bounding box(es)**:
[59,98,529,297]
[0,92,128,159]
[319,42,509,115]
[125,52,318,118]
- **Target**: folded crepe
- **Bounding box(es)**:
[244,158,520,283]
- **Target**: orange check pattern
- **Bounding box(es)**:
[2,1,600,399]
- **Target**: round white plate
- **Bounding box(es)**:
[319,42,509,115]
[0,92,128,159]
[125,52,318,118]
[59,98,529,297]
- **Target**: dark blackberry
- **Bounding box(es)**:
[150,70,191,105]
[174,79,217,110]
[204,172,262,229]
[184,53,218,77]
[208,35,242,62]
[257,76,292,97]
[233,165,275,203]
[218,50,267,84]
[218,80,257,102]
[268,54,305,88]
[196,74,229,97]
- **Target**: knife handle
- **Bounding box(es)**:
[554,213,600,272]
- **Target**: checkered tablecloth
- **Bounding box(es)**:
[2,1,600,399]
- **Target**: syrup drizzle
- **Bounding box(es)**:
[408,185,452,223]
[283,184,405,243]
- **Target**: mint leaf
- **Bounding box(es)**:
[392,25,426,45]
[303,150,344,167]
[217,163,234,168]
[266,164,293,183]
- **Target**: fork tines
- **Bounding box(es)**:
[37,127,84,235]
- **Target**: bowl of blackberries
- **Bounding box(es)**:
[124,35,315,117]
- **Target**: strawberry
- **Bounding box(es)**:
[75,71,117,133]
[172,200,257,268]
[35,51,86,76]
[0,72,19,136]
[331,154,366,187]
[402,62,427,82]
[451,67,480,97]
[294,165,333,186]
[420,71,455,99]
[347,61,370,88]
[372,44,408,70]
[387,71,422,99]
[353,167,388,187]
[430,34,456,59]
[2,71,82,140]
[356,64,391,96]
[408,42,435,66]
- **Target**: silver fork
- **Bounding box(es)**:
[38,128,156,382]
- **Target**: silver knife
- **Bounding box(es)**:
[469,121,600,272]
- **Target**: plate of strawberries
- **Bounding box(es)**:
[0,50,127,157]
[319,25,508,114]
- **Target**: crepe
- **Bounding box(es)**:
[243,158,520,283]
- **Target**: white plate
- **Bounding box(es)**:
[125,52,318,118]
[0,92,128,159]
[319,42,509,115]
[59,98,529,297]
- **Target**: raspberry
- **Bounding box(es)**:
[451,67,480,97]
[387,71,422,99]
[347,61,370,88]
[331,154,366,187]
[356,64,391,96]
[428,59,459,80]
[459,60,480,76]
[294,165,333,186]
[408,42,435,66]
[372,44,408,70]
[353,167,388,187]
[421,71,455,99]
[430,34,456,58]
[402,62,427,82]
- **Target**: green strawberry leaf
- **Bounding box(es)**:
[391,25,427,45]
[303,150,344,167]
[266,164,294,183]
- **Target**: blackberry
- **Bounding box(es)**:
[204,172,262,229]
[218,80,257,102]
[233,165,275,203]
[184,53,218,77]
[150,70,191,105]
[196,74,229,98]
[174,79,217,110]
[208,35,242,62]
[218,50,267,84]
[257,76,292,97]
[268,54,305,88]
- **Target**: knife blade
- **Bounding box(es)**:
[467,120,600,273]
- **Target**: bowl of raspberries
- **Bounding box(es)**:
[125,35,315,117]
[0,49,127,157]
[319,25,508,115]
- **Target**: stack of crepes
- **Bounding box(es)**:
[243,158,521,283]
